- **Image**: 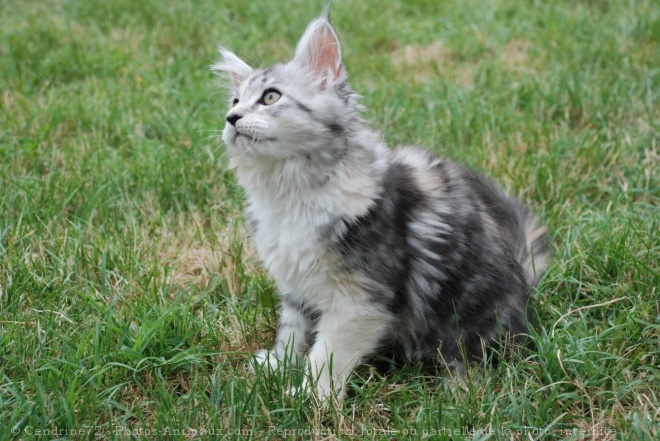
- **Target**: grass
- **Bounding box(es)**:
[0,0,658,439]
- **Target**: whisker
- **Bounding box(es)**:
[207,90,230,111]
[202,134,224,142]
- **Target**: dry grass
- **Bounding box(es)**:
[391,40,475,86]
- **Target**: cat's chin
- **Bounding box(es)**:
[226,138,297,161]
[224,129,278,147]
[225,133,311,160]
[236,132,260,143]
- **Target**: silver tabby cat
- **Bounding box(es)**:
[212,13,550,400]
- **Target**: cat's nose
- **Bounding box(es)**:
[226,113,243,126]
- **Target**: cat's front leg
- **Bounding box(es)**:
[249,295,310,373]
[305,303,392,400]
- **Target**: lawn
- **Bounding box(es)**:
[1,0,658,439]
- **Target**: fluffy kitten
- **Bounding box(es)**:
[211,13,550,399]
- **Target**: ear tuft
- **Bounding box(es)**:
[211,46,253,88]
[293,17,344,90]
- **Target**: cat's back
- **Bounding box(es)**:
[333,145,550,361]
[388,146,547,271]
[333,145,548,311]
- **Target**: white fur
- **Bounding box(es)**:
[232,151,387,302]
[306,302,392,397]
[236,153,391,399]
[213,12,398,397]
[214,15,399,399]
[211,46,253,87]
[224,85,390,399]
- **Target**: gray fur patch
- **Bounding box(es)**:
[328,157,548,364]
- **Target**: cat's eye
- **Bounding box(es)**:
[232,98,239,107]
[260,88,281,106]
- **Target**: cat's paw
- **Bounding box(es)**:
[283,377,310,398]
[288,372,342,403]
[246,349,281,374]
[285,377,338,406]
[315,375,345,402]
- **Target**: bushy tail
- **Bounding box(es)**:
[518,214,551,288]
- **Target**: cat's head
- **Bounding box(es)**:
[212,14,358,160]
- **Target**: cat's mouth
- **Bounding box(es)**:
[236,131,257,141]
[229,130,259,144]
[234,130,276,144]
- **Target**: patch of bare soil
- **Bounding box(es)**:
[391,40,474,86]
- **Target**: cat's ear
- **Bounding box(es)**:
[211,46,253,88]
[293,17,344,90]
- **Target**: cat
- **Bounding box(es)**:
[211,12,550,400]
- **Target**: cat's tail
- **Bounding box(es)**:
[518,214,551,289]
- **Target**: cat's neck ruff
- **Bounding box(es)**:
[229,138,390,224]
[227,139,389,304]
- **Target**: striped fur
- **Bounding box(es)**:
[212,14,550,399]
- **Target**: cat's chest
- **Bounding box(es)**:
[249,199,335,293]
